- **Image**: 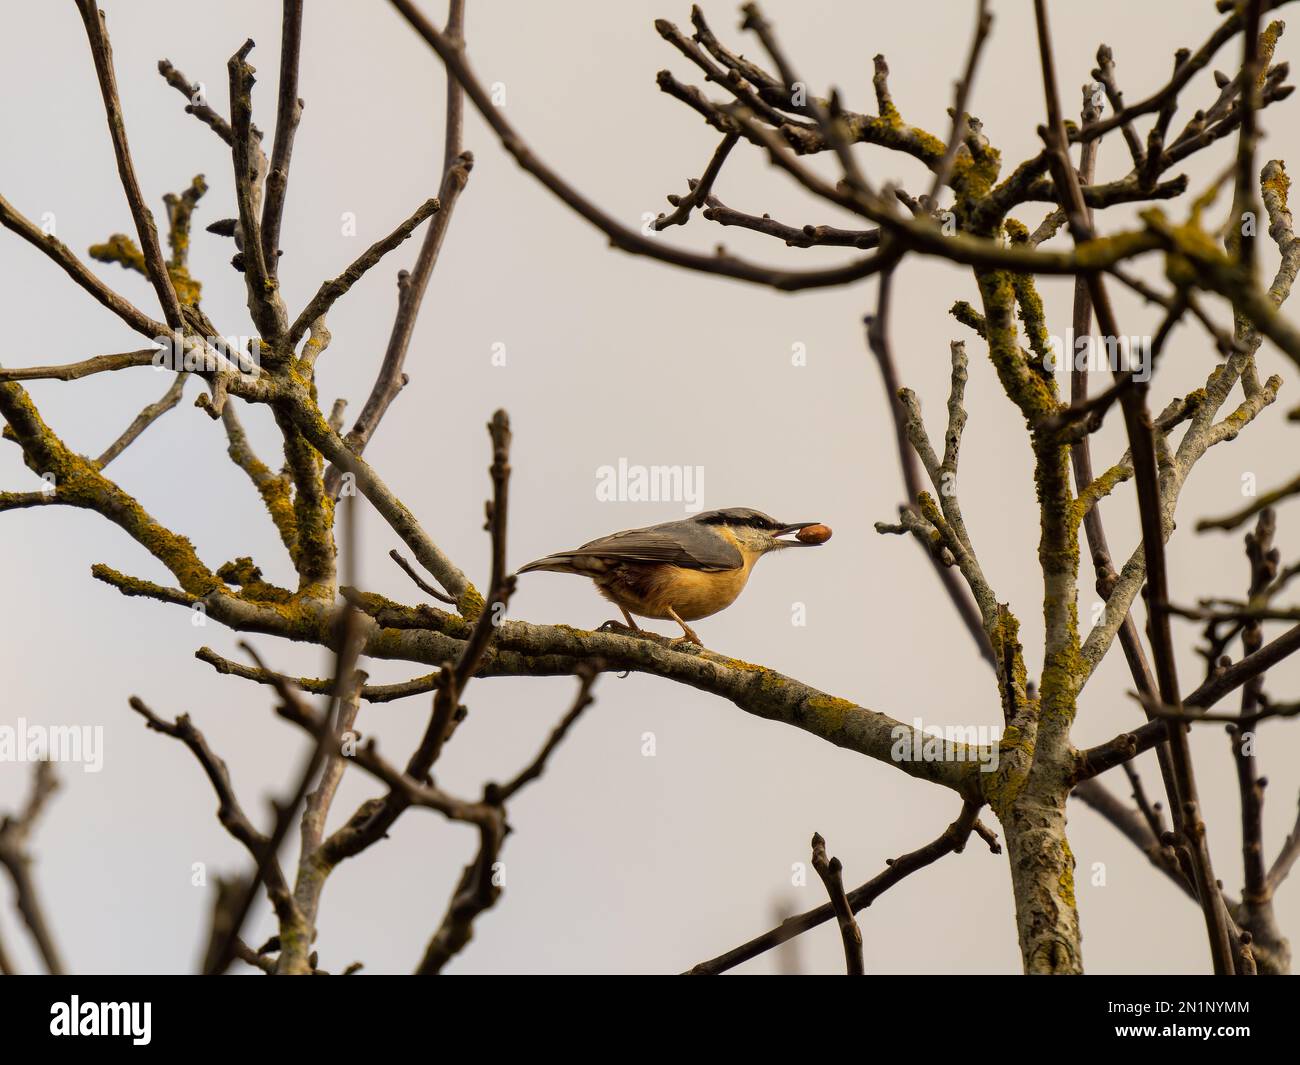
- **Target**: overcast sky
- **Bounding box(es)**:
[2,0,1298,974]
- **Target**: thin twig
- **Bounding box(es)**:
[0,762,64,974]
[0,195,166,339]
[654,134,739,230]
[496,664,599,803]
[96,374,188,467]
[75,0,185,331]
[415,666,599,974]
[865,268,995,666]
[157,59,235,144]
[686,803,982,975]
[0,350,160,383]
[262,0,305,276]
[925,0,993,204]
[390,548,457,604]
[324,0,472,497]
[809,833,864,974]
[286,198,441,349]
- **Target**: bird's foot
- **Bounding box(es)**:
[664,608,704,649]
[599,619,643,637]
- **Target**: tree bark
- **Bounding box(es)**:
[1005,777,1082,974]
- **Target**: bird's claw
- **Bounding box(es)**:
[598,620,703,650]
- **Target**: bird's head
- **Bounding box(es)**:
[693,507,830,559]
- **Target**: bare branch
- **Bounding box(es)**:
[925,0,994,204]
[686,803,983,975]
[96,373,188,468]
[1198,471,1300,532]
[700,193,880,248]
[1034,0,1235,973]
[324,0,472,496]
[809,832,864,975]
[0,762,64,974]
[157,59,235,144]
[1268,794,1300,892]
[75,0,185,330]
[227,40,286,345]
[496,664,599,804]
[261,0,305,275]
[286,197,441,350]
[0,195,166,339]
[0,350,160,383]
[196,644,441,704]
[389,548,457,605]
[388,0,892,291]
[653,133,738,230]
[866,269,995,666]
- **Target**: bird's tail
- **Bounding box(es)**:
[516,553,584,575]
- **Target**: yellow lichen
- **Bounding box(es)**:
[88,233,146,273]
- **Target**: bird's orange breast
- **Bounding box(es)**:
[595,529,760,622]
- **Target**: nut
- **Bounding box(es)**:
[796,523,832,545]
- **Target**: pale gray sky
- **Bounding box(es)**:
[1,0,1298,974]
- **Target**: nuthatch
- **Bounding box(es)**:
[518,507,831,647]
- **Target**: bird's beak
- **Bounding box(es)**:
[773,521,822,546]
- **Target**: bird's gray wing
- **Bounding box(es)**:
[568,520,742,570]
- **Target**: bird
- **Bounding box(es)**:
[517,507,831,647]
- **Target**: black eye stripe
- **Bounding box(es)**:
[698,509,777,529]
